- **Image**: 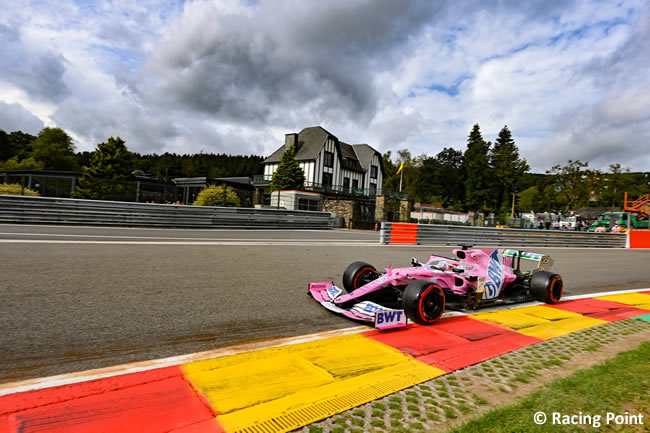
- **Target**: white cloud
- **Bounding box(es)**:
[0,0,648,173]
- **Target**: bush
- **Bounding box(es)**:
[193,184,240,207]
[0,183,39,196]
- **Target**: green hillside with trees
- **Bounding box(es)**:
[1,125,648,215]
[0,127,263,181]
[382,124,649,219]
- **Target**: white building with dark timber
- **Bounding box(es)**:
[262,126,384,196]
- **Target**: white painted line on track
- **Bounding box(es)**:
[0,223,345,233]
[0,287,647,397]
[563,287,650,300]
[384,245,644,250]
[8,239,640,249]
[0,239,379,246]
[0,232,375,242]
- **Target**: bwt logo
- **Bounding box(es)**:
[326,286,341,299]
[484,250,504,299]
[376,310,404,324]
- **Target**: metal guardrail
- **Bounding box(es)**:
[380,222,627,248]
[0,195,334,229]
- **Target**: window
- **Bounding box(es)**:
[322,172,333,187]
[298,198,320,211]
[370,165,378,179]
[352,179,359,191]
[324,151,334,168]
[369,182,377,195]
[343,177,350,192]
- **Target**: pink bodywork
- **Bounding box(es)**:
[308,248,518,323]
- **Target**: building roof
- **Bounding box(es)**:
[213,177,253,186]
[264,126,331,163]
[263,126,379,174]
[351,143,379,171]
[339,142,364,171]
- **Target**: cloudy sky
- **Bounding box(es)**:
[1,0,649,172]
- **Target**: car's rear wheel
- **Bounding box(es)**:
[402,280,445,325]
[342,261,378,293]
[530,271,563,304]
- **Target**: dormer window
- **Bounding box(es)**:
[324,151,334,168]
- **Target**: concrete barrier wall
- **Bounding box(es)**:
[0,195,334,229]
[380,222,627,248]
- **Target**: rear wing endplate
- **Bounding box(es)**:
[503,250,554,271]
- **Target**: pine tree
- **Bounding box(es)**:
[489,125,530,216]
[463,124,491,210]
[73,137,136,201]
[270,144,305,191]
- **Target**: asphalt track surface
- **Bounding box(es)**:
[0,224,648,384]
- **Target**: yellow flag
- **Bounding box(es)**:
[396,163,404,175]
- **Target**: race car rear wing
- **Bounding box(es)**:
[503,250,554,272]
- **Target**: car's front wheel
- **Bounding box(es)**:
[342,261,378,293]
[402,280,446,325]
[530,271,563,304]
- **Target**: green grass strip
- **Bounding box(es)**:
[635,313,650,323]
[446,341,650,433]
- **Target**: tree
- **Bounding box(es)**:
[595,163,629,207]
[463,124,491,210]
[546,160,590,211]
[31,127,79,170]
[193,184,240,207]
[489,125,530,216]
[0,129,9,161]
[417,147,465,208]
[381,150,399,192]
[0,156,44,170]
[73,137,136,200]
[1,129,37,165]
[270,143,304,191]
[517,186,541,213]
[7,131,36,160]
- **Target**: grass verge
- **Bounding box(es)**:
[446,341,650,433]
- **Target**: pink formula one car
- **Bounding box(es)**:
[309,246,563,329]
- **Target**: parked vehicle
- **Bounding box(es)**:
[588,211,648,232]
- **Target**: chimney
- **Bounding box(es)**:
[284,133,298,149]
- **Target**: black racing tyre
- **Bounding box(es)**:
[342,261,378,293]
[402,280,446,325]
[530,271,563,304]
